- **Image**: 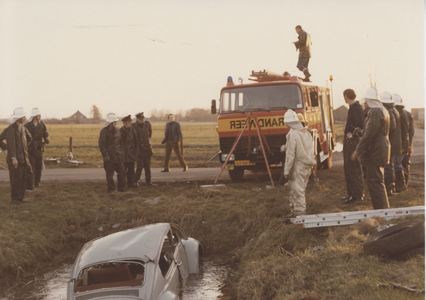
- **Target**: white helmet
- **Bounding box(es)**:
[284,109,299,123]
[31,108,41,117]
[364,86,378,100]
[103,113,119,128]
[392,94,403,106]
[7,107,26,124]
[379,91,393,104]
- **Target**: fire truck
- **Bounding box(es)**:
[211,70,335,182]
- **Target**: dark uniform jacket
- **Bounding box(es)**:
[161,121,182,144]
[396,107,410,154]
[356,107,390,166]
[1,126,32,152]
[294,30,312,58]
[119,125,139,162]
[99,126,124,163]
[25,121,49,157]
[133,121,153,158]
[6,123,31,165]
[384,104,402,156]
[344,101,364,135]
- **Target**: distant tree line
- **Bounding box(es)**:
[149,108,217,122]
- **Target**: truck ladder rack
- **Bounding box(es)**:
[291,206,425,228]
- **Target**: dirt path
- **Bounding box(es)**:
[0,129,423,184]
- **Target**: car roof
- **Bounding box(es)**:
[73,223,170,271]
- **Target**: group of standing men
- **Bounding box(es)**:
[1,107,49,204]
[99,112,188,192]
[343,87,414,209]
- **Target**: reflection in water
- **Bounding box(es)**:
[1,258,230,300]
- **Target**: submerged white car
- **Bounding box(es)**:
[67,223,202,300]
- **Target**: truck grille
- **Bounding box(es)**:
[220,135,286,161]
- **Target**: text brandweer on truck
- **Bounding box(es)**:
[211,70,335,182]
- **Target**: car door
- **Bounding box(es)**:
[171,229,189,281]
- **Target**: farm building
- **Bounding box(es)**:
[61,111,99,124]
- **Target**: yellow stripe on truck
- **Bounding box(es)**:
[218,116,286,132]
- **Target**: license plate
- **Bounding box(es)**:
[234,160,255,166]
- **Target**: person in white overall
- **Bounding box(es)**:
[282,109,316,217]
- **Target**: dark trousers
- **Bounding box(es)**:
[124,161,136,186]
[103,160,125,192]
[27,152,43,188]
[343,138,364,198]
[136,156,151,183]
[365,165,390,209]
[402,154,411,186]
[297,57,310,71]
[164,140,187,170]
[8,162,27,201]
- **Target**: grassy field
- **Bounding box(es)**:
[0,161,424,299]
[0,122,346,170]
[0,122,222,169]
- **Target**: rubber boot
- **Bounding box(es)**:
[395,170,407,193]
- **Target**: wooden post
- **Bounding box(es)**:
[69,137,73,156]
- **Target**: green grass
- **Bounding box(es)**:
[0,163,424,299]
[0,122,221,168]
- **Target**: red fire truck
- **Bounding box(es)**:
[211,70,335,182]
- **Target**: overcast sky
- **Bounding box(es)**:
[0,0,424,119]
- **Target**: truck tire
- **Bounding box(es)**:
[228,168,244,182]
[363,220,425,257]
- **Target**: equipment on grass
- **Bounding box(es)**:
[290,206,425,228]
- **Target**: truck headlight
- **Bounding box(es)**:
[221,153,235,161]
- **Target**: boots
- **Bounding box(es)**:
[302,68,311,82]
[395,170,407,193]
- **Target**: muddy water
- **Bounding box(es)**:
[1,257,231,300]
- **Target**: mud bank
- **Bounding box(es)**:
[0,164,424,299]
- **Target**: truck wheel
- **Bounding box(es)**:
[363,220,425,257]
[228,168,244,182]
[322,151,332,169]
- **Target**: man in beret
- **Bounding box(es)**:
[133,112,156,186]
[25,108,50,189]
[161,114,188,172]
[120,115,139,188]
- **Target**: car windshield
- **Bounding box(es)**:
[73,260,145,293]
[220,84,303,113]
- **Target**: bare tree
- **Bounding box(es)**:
[90,105,102,121]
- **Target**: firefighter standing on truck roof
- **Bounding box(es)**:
[293,25,312,82]
[342,89,364,205]
[282,109,316,218]
[351,87,390,210]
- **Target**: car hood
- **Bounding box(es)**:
[73,223,169,273]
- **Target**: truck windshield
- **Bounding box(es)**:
[220,84,303,113]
